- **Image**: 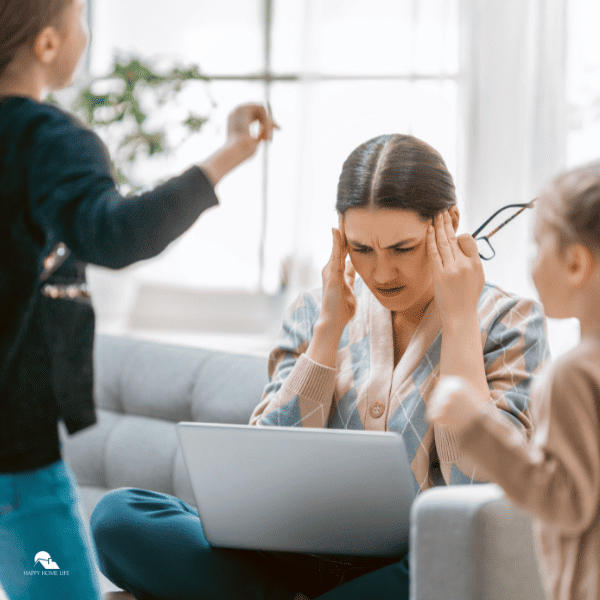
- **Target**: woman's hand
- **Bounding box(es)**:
[306,220,356,367]
[318,220,357,337]
[427,376,486,432]
[199,103,279,186]
[427,211,485,325]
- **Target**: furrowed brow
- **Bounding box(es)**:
[347,238,418,249]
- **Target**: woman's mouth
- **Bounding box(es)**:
[376,286,405,296]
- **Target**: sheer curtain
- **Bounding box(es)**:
[282,0,460,299]
[458,0,567,298]
[82,0,570,338]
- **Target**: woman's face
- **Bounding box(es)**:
[343,207,453,314]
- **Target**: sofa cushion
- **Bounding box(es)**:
[189,350,269,424]
[93,335,269,425]
[64,335,271,502]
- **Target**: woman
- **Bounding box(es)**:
[91,134,549,600]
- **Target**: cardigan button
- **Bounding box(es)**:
[370,402,385,418]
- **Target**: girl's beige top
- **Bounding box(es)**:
[457,336,600,600]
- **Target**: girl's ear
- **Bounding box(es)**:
[564,243,596,288]
[33,26,62,66]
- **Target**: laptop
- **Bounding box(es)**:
[176,422,417,557]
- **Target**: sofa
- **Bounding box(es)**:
[61,333,547,599]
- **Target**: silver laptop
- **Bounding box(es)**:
[176,422,416,557]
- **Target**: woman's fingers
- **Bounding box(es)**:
[345,258,356,288]
[331,228,345,274]
[339,216,348,250]
[426,222,444,270]
[434,211,455,265]
[337,218,350,269]
[443,211,460,251]
[456,233,480,259]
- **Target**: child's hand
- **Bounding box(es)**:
[226,103,279,162]
[199,103,279,186]
[427,376,486,432]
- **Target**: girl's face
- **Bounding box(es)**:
[343,207,438,314]
[47,0,89,90]
[531,197,572,319]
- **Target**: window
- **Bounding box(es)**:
[88,0,459,297]
[567,0,600,167]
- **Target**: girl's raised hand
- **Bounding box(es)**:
[199,103,279,186]
[426,376,485,431]
[426,211,485,325]
[318,218,357,337]
[226,103,279,162]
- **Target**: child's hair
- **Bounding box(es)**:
[0,0,73,77]
[546,163,600,255]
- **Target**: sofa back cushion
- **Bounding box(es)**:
[94,335,269,424]
[63,335,271,503]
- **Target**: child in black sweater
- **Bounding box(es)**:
[0,1,277,598]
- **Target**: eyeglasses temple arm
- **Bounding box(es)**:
[471,201,537,239]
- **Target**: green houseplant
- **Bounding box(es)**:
[65,55,214,192]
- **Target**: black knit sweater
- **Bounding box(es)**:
[0,96,218,472]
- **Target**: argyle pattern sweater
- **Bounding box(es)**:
[250,277,550,492]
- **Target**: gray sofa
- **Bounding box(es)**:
[61,334,546,599]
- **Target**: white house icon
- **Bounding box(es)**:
[34,552,59,570]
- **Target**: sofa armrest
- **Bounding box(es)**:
[409,484,546,600]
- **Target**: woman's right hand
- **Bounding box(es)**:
[306,220,356,367]
[317,220,357,337]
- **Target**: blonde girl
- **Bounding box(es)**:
[429,163,600,600]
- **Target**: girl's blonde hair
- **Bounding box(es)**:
[0,0,73,77]
[545,163,600,255]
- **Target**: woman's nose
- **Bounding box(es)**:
[372,257,398,284]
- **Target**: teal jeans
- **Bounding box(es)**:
[0,459,102,600]
[92,487,410,600]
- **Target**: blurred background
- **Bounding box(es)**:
[61,0,598,356]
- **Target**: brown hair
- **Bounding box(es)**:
[336,134,456,220]
[0,0,73,77]
[546,162,600,254]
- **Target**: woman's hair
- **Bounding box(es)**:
[546,163,600,254]
[0,0,72,77]
[336,134,456,220]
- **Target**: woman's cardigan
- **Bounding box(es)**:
[250,276,551,492]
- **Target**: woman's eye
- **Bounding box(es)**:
[393,246,415,254]
[351,247,371,254]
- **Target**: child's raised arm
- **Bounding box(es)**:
[427,361,600,535]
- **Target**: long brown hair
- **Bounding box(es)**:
[0,0,73,77]
[336,134,456,220]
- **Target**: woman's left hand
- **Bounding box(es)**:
[427,211,485,324]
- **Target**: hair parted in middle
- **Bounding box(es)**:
[336,134,456,220]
